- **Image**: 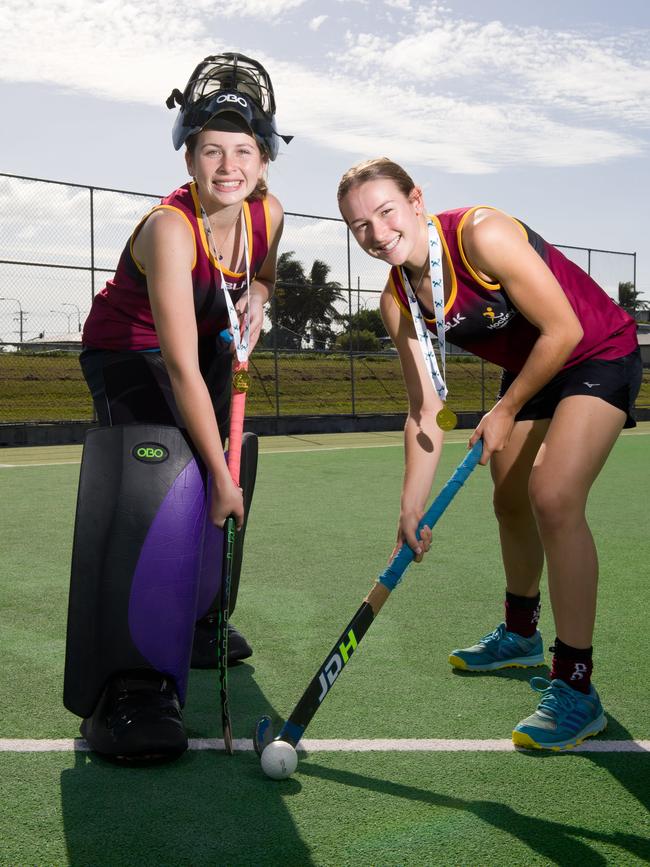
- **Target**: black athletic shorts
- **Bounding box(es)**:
[80,336,233,443]
[498,348,643,429]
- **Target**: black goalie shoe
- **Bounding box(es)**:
[191,618,253,668]
[80,671,188,763]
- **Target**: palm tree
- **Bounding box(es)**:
[336,307,387,342]
[618,281,649,315]
[268,252,344,349]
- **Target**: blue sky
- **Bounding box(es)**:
[1,0,649,338]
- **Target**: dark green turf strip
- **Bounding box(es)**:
[1,465,80,736]
[0,752,648,866]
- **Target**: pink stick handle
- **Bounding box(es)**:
[228,360,248,486]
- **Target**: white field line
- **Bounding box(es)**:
[1,429,648,469]
[0,460,81,468]
[249,443,402,456]
[0,442,403,468]
[1,737,648,753]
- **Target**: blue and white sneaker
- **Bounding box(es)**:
[513,677,607,751]
[449,622,544,671]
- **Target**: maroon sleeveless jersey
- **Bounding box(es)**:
[83,182,271,350]
[389,207,637,373]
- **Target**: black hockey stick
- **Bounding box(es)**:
[254,439,483,753]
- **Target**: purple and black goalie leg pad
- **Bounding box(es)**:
[198,432,259,618]
[195,432,259,621]
[191,433,259,669]
[63,424,207,719]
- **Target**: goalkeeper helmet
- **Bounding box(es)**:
[166,52,292,159]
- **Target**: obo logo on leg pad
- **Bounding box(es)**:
[132,443,169,463]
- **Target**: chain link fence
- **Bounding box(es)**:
[0,172,646,428]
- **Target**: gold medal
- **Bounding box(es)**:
[232,369,251,393]
[436,405,458,431]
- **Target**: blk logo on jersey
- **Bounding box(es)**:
[444,312,467,332]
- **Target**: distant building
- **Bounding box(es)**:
[24,332,83,351]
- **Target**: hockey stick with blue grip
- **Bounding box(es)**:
[254,439,483,753]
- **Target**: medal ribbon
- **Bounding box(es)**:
[400,218,447,401]
[201,205,250,364]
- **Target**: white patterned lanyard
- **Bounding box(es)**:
[401,218,447,401]
[201,205,250,364]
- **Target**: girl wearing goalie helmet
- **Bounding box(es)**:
[65,54,291,760]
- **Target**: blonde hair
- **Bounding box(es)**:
[337,158,416,205]
[248,176,268,201]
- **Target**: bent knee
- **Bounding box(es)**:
[493,484,533,525]
[529,477,586,533]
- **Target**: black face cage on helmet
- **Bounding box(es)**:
[184,53,276,117]
[166,52,291,159]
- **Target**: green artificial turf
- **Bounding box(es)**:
[0,751,648,866]
[0,430,649,865]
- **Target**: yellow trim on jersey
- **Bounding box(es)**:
[129,204,198,275]
[388,214,457,324]
[243,201,254,265]
[457,206,527,291]
[388,270,411,319]
[190,182,248,279]
[262,196,271,245]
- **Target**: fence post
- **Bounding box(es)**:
[271,294,280,423]
[347,229,356,415]
[89,186,96,302]
[89,186,98,422]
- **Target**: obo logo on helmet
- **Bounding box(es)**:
[216,93,249,109]
[167,52,292,158]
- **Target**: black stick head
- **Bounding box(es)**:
[253,715,274,756]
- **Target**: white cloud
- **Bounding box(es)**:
[337,18,650,127]
[272,62,641,174]
[309,15,328,31]
[0,1,647,174]
[527,37,650,125]
[0,1,211,104]
[207,0,307,16]
[0,176,157,267]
